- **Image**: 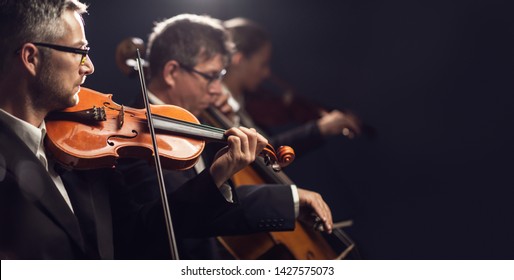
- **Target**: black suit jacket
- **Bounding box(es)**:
[0,118,237,259]
[112,142,296,259]
[0,119,98,259]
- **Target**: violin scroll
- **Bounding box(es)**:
[260,145,295,172]
[276,146,295,167]
[115,37,148,78]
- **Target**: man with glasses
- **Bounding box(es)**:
[118,14,334,259]
[0,0,321,259]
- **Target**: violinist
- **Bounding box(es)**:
[221,18,363,155]
[118,13,334,259]
[0,0,308,259]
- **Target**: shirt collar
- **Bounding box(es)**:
[0,109,46,155]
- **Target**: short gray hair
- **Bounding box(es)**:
[0,0,88,74]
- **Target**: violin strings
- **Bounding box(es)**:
[130,114,226,135]
[158,114,227,134]
[125,113,281,164]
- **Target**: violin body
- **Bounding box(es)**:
[45,87,203,170]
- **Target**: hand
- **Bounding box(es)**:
[297,188,333,233]
[209,127,268,187]
[317,110,362,138]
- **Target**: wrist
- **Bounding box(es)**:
[316,118,328,135]
[209,164,228,188]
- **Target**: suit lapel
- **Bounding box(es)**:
[0,121,86,254]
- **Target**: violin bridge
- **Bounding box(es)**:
[117,105,125,129]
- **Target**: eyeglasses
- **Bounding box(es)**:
[32,42,90,65]
[179,63,226,85]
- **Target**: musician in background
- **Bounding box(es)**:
[116,13,334,259]
[221,17,363,156]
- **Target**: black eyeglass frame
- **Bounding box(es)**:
[178,62,227,85]
[31,42,90,65]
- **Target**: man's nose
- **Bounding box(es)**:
[208,79,223,97]
[82,55,94,75]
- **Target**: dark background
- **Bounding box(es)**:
[83,0,514,259]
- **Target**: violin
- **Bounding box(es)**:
[245,75,376,140]
[45,87,294,171]
[115,37,148,79]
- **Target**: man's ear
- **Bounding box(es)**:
[231,52,243,66]
[162,60,180,87]
[19,43,40,76]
